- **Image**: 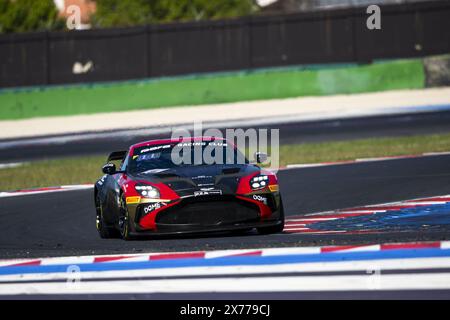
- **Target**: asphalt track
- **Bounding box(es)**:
[1,154,450,259]
[8,290,450,300]
[2,110,450,162]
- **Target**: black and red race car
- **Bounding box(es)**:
[94,137,284,240]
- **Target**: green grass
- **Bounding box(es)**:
[1,132,449,192]
[278,133,450,164]
[0,155,106,191]
[0,59,424,120]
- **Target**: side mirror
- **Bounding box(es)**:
[254,152,268,164]
[102,163,117,175]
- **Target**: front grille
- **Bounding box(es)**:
[191,176,215,187]
[155,196,260,227]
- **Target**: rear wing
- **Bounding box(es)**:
[107,150,127,162]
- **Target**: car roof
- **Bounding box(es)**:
[129,136,227,154]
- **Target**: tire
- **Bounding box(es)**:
[95,193,119,239]
[257,198,285,235]
[119,194,134,241]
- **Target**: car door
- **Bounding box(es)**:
[103,152,130,225]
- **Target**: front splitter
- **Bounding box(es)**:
[130,220,283,237]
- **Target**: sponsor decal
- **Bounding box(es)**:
[194,189,222,197]
[125,196,141,204]
[143,202,167,214]
[140,144,171,154]
[209,142,227,147]
[192,175,213,180]
[142,168,169,174]
[176,141,227,147]
[253,194,268,205]
[97,174,107,186]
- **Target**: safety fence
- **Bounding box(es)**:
[0,0,448,88]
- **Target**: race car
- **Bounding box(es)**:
[94,136,284,240]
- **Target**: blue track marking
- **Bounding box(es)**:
[0,248,449,276]
[310,202,450,233]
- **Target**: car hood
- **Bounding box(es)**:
[130,164,260,196]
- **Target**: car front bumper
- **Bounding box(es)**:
[128,193,283,235]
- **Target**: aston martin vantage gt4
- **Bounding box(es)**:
[94,137,284,240]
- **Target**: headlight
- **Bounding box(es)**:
[250,175,269,190]
[135,184,160,198]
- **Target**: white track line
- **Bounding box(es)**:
[1,256,450,286]
[2,273,450,295]
[0,184,94,198]
[0,162,25,169]
[286,151,450,169]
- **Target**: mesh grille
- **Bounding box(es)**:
[155,196,260,226]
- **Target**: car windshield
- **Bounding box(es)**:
[128,141,248,174]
